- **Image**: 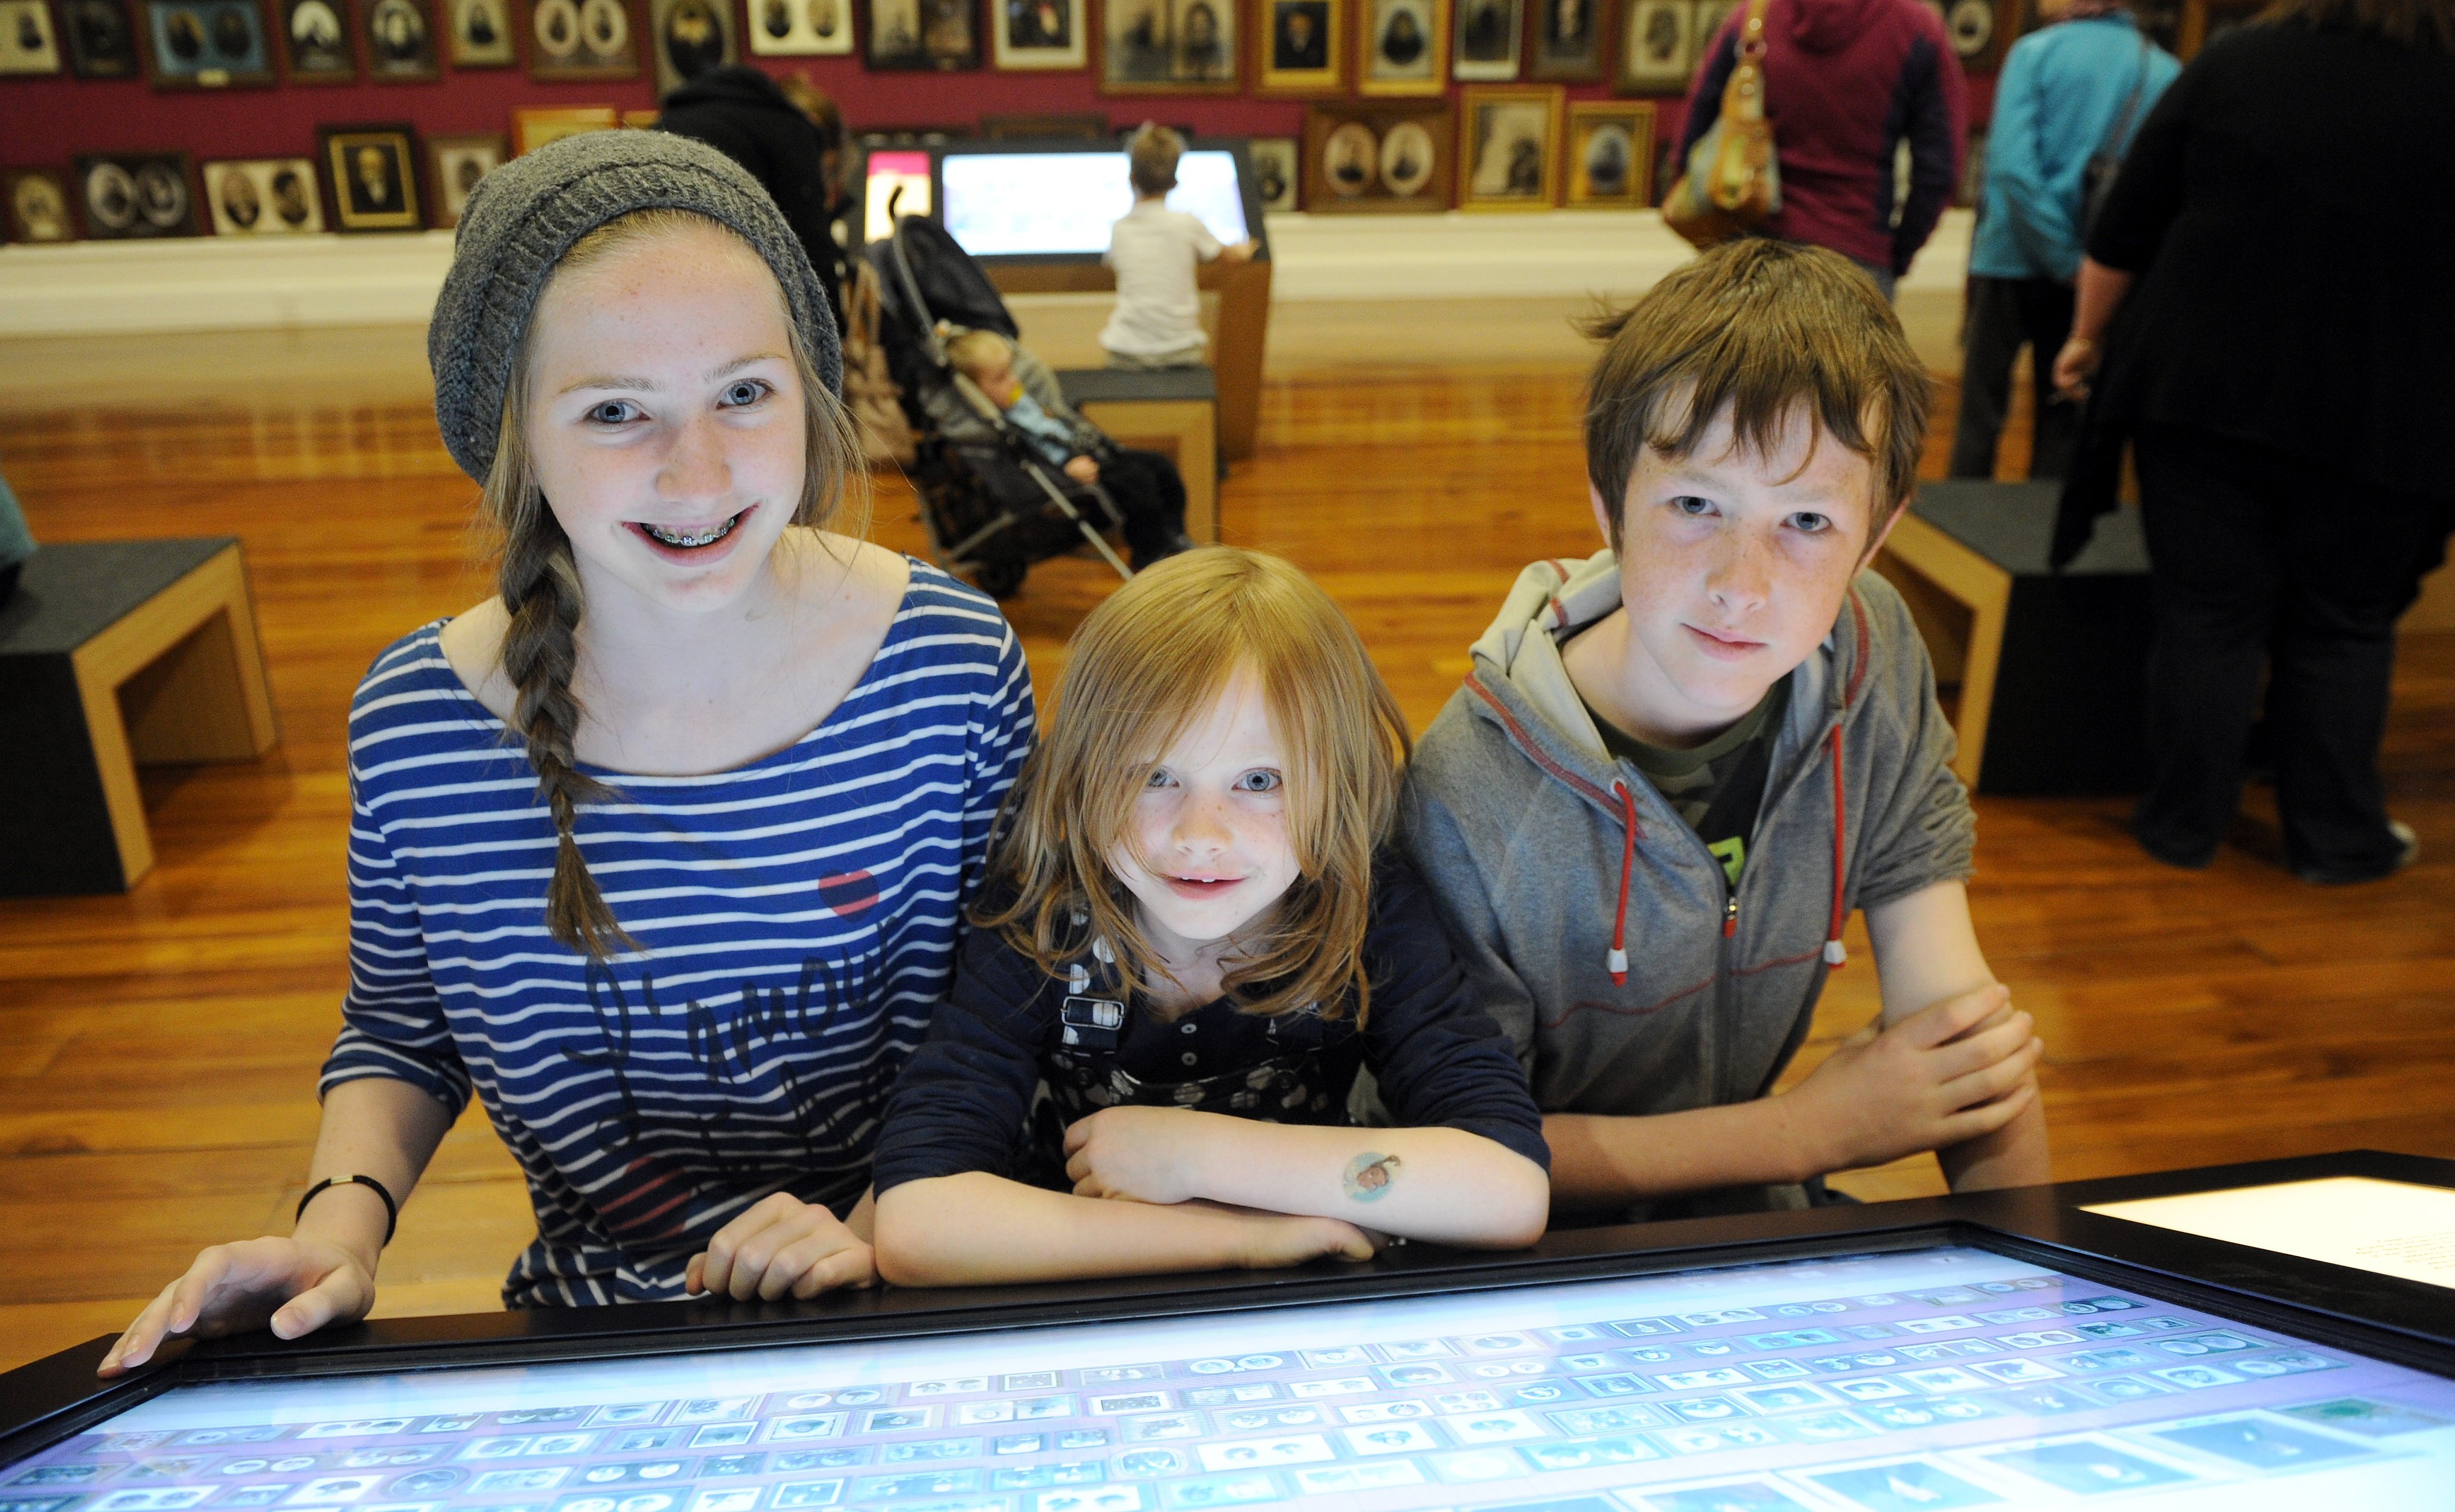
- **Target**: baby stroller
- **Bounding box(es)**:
[869,208,1133,601]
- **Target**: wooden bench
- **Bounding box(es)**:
[1057,366,1220,546]
[1871,482,2153,796]
[0,539,277,893]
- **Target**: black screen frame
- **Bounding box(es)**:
[7,1150,2450,1474]
[853,136,1271,266]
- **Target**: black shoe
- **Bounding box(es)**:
[1131,532,1196,570]
[2293,820,2419,885]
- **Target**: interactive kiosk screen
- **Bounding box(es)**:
[8,1243,2453,1510]
[937,150,1249,259]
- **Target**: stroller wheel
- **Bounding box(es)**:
[974,556,1028,601]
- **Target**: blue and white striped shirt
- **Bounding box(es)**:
[320,561,1034,1307]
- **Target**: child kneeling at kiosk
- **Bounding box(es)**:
[1406,240,2050,1222]
[872,547,1549,1284]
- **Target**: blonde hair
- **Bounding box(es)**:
[481,207,868,957]
[943,328,1014,378]
[1127,121,1185,197]
[975,547,1409,1022]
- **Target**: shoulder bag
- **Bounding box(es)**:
[1662,0,1781,250]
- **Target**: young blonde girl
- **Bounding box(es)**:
[872,547,1548,1284]
[103,132,1035,1374]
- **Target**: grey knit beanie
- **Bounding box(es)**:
[427,129,843,484]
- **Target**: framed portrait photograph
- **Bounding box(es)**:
[1525,0,1599,78]
[647,0,728,87]
[1457,81,1560,209]
[446,0,514,61]
[1254,0,1339,94]
[5,167,78,243]
[425,131,505,225]
[201,157,324,234]
[992,0,1083,66]
[1302,100,1450,212]
[1098,0,1237,92]
[72,152,200,238]
[0,0,65,74]
[1612,0,1688,93]
[1922,0,2013,71]
[319,123,423,232]
[1563,98,1651,206]
[61,0,141,75]
[523,0,637,78]
[139,0,275,86]
[360,0,435,75]
[746,0,852,53]
[1354,0,1439,94]
[869,0,978,69]
[277,0,354,79]
[1692,0,1731,48]
[1450,0,1514,80]
[512,102,618,152]
[1247,134,1297,211]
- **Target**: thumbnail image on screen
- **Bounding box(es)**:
[862,149,933,246]
[9,1245,2453,1511]
[938,149,1249,258]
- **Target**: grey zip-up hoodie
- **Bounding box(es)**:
[1402,549,1975,1210]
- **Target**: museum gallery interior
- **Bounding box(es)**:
[2,0,2453,1505]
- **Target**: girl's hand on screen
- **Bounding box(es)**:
[100,1237,376,1377]
[1063,1105,1219,1205]
[687,1191,876,1301]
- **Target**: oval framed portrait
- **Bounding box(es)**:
[531,0,580,53]
[1322,120,1378,197]
[1378,119,1433,197]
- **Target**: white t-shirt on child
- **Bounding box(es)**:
[1100,199,1224,360]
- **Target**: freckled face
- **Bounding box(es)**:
[1109,667,1302,962]
[1598,401,1887,737]
[523,220,807,618]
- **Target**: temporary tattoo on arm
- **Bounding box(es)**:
[1343,1152,1401,1202]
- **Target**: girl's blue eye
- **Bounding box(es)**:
[1235,770,1282,794]
[1788,511,1833,534]
[1144,768,1174,789]
[587,400,639,426]
[722,378,771,408]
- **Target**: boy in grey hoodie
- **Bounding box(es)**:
[1406,240,2049,1221]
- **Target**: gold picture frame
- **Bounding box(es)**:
[1563,99,1652,207]
[1457,82,1561,209]
[1253,0,1340,94]
[1355,0,1442,94]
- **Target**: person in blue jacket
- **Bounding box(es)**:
[1949,0,2176,480]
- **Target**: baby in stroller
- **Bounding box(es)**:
[933,330,1197,571]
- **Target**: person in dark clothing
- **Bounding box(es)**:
[1679,0,1966,297]
[657,66,850,324]
[2053,0,2455,883]
[872,549,1549,1286]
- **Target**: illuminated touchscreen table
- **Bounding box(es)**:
[9,1242,2453,1512]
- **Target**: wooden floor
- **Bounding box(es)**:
[2,328,2450,1374]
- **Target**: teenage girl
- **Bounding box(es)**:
[872,547,1549,1284]
[102,132,1035,1374]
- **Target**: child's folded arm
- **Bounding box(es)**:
[867,928,1055,1205]
[872,1173,1376,1287]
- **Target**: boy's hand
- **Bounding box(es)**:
[1231,1210,1381,1270]
[101,1237,376,1377]
[1781,985,2041,1176]
[1064,1106,1221,1204]
[1063,455,1101,485]
[687,1192,875,1301]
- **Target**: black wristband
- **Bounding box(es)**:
[296,1175,399,1247]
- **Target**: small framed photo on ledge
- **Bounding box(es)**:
[319,123,424,232]
[1304,99,1452,212]
[426,130,506,226]
[511,102,619,153]
[5,167,80,243]
[202,157,325,233]
[1247,134,1298,211]
[139,0,276,88]
[746,0,853,54]
[1564,98,1652,207]
[1457,81,1561,210]
[72,152,201,237]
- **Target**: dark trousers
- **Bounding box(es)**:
[1950,275,2080,480]
[1098,447,1189,564]
[2131,424,2452,876]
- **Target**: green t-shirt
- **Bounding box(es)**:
[1584,676,1790,888]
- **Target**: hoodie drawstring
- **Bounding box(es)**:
[1608,781,1636,985]
[1824,724,1849,968]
